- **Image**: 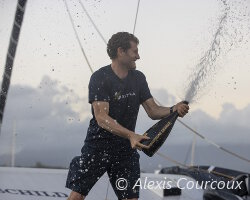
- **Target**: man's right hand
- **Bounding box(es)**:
[129,133,150,150]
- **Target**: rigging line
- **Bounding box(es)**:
[154,98,250,163]
[78,0,107,45]
[133,0,140,34]
[177,119,250,163]
[63,0,94,73]
[156,152,186,168]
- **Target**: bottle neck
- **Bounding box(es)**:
[171,111,179,121]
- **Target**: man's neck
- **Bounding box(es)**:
[111,61,128,79]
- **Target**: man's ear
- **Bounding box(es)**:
[117,47,125,57]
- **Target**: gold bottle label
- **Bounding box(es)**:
[143,121,172,148]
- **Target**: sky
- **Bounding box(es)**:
[0,0,250,172]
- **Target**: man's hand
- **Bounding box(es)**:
[173,101,189,117]
[129,133,150,150]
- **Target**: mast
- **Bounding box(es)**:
[0,0,28,135]
[11,120,16,167]
[190,132,196,166]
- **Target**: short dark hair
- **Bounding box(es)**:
[107,32,139,59]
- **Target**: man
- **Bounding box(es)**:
[66,32,189,200]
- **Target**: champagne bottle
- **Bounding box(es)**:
[141,101,188,157]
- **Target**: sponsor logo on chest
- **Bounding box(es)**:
[114,91,136,101]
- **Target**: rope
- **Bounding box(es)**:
[78,0,107,45]
[63,1,110,198]
[133,0,140,34]
[63,0,94,73]
[154,98,250,163]
[177,119,250,163]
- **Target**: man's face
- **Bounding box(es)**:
[120,41,140,70]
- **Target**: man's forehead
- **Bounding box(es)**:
[129,41,138,50]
